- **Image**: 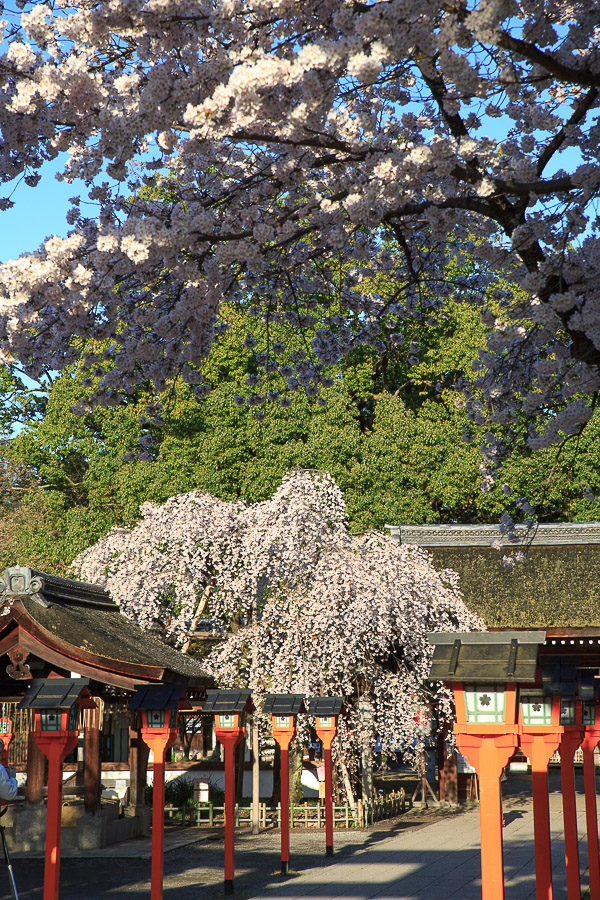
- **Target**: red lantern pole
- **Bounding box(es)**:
[520,734,561,900]
[280,744,290,874]
[315,722,338,858]
[271,719,296,875]
[140,731,177,900]
[456,732,516,900]
[519,696,564,900]
[323,745,333,856]
[559,725,584,900]
[215,730,243,895]
[581,726,600,899]
[34,718,80,900]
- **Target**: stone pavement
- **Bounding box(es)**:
[251,780,591,900]
[0,772,595,899]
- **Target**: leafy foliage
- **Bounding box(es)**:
[2,290,600,574]
[1,0,600,487]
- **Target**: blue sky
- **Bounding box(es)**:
[0,109,587,267]
[0,155,79,264]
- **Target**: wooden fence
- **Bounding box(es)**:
[164,789,406,829]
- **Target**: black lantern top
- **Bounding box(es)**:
[202,689,253,715]
[540,658,578,696]
[263,694,305,716]
[18,677,91,710]
[428,631,546,683]
[305,697,344,717]
[128,683,189,712]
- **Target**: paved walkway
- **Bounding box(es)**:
[0,773,595,899]
[251,786,591,899]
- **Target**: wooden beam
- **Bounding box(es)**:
[128,721,149,808]
[84,713,101,815]
[25,728,45,804]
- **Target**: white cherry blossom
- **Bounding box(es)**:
[72,471,482,790]
[0,1,598,458]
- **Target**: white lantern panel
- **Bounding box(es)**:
[583,702,596,726]
[147,710,166,728]
[521,695,553,726]
[464,685,506,724]
[40,710,62,731]
[275,715,291,729]
[319,716,333,728]
[219,713,236,728]
[560,700,576,726]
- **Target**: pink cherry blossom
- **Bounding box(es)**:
[73,470,482,795]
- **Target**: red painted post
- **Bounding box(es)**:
[211,704,250,897]
[280,745,290,874]
[222,734,237,894]
[581,731,600,899]
[152,751,166,900]
[140,732,175,900]
[519,730,563,900]
[531,765,552,900]
[315,722,339,857]
[270,710,299,874]
[129,688,190,900]
[456,733,517,900]
[34,728,79,900]
[324,746,333,856]
[43,742,67,900]
[559,728,584,900]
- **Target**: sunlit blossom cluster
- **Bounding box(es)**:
[72,471,482,789]
[0,1,597,460]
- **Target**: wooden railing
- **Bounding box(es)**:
[164,789,407,829]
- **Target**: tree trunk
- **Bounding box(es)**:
[235,729,246,803]
[358,696,375,801]
[289,739,303,805]
[271,742,281,804]
[181,580,215,655]
[339,758,356,808]
[251,720,260,834]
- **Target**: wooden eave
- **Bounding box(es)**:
[0,604,172,690]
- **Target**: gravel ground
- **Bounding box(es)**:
[0,804,466,900]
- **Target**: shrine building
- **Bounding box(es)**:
[0,565,213,850]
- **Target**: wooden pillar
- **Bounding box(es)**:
[198,719,205,758]
[128,722,149,807]
[456,733,517,900]
[26,727,45,804]
[520,732,563,900]
[84,714,101,814]
[559,729,584,900]
[438,729,458,804]
[581,733,600,899]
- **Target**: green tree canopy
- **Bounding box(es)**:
[2,282,600,574]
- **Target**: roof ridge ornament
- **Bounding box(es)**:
[0,566,49,607]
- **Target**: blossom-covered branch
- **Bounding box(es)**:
[0,1,599,459]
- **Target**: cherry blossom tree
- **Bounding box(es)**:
[72,470,482,800]
[0,1,599,477]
